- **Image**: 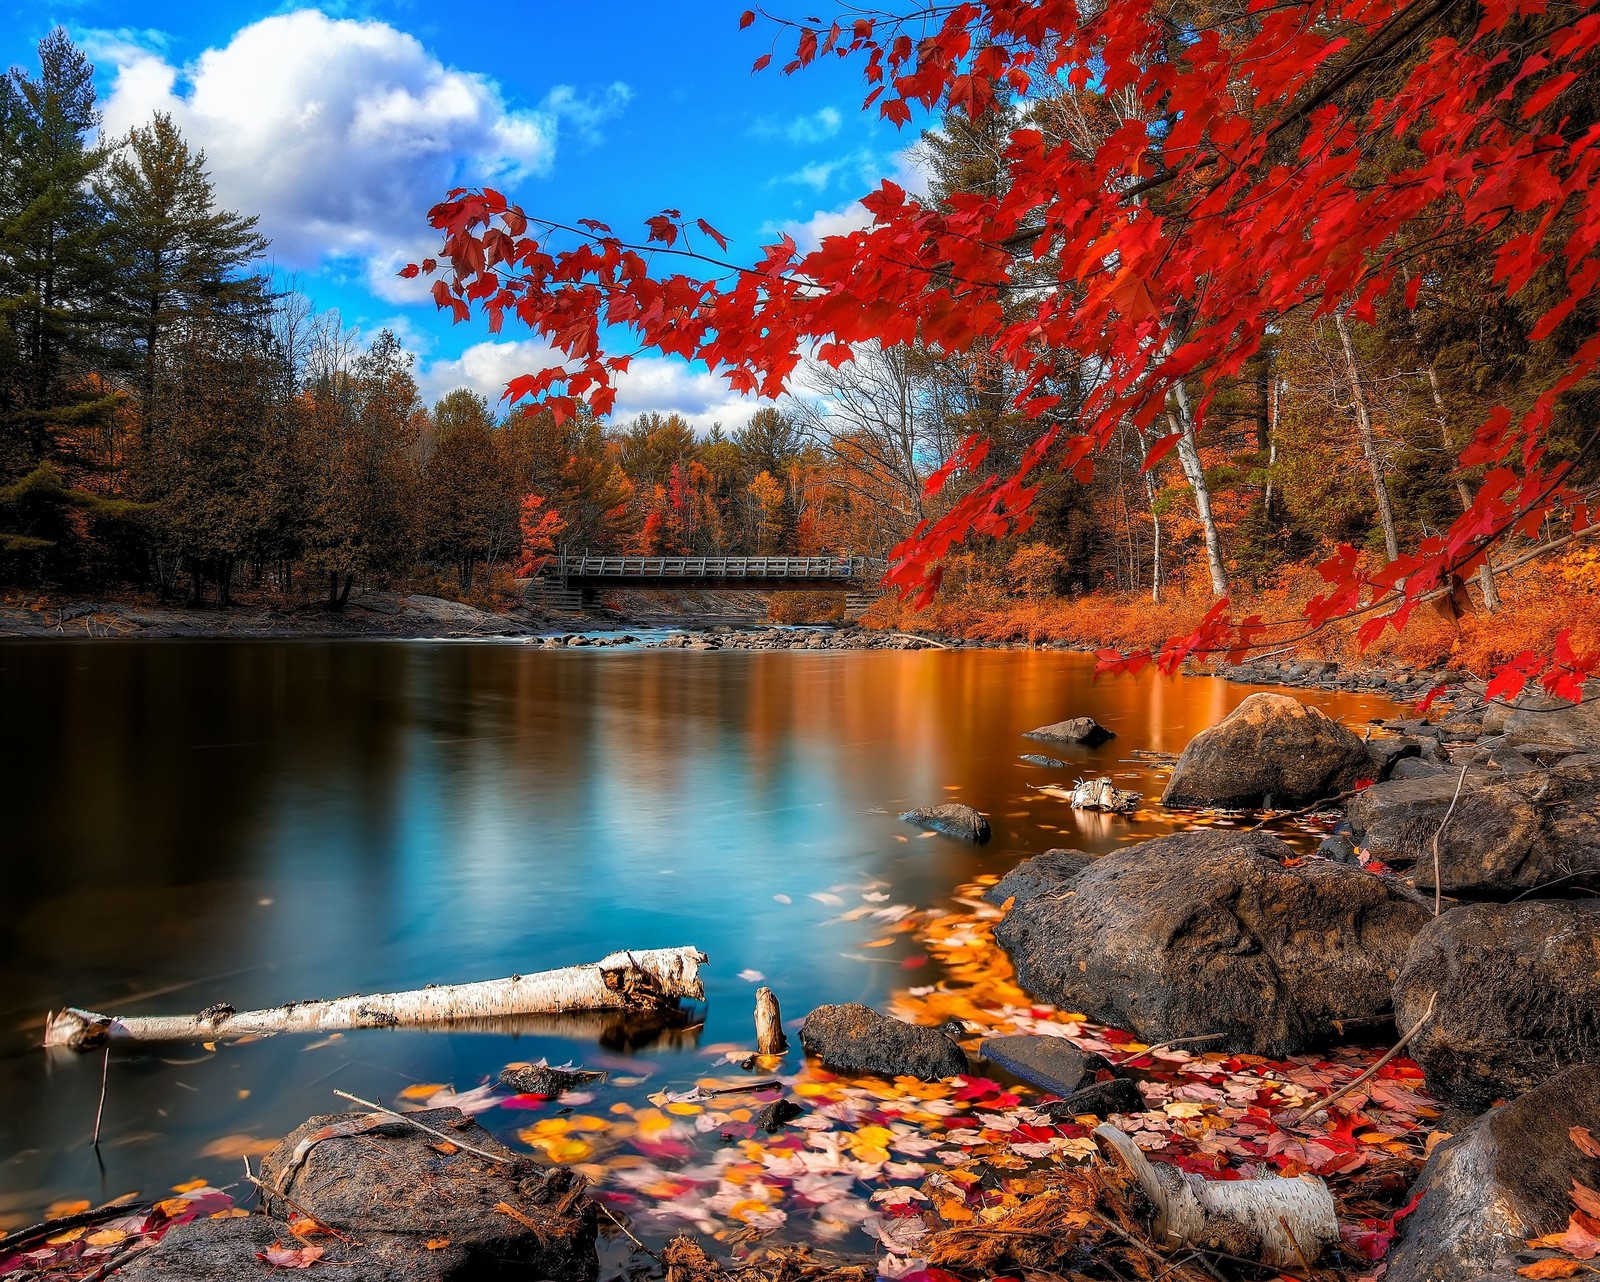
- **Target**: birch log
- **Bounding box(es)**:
[44,946,707,1051]
[1095,1123,1337,1269]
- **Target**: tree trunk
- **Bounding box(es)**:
[44,946,708,1050]
[1169,379,1228,597]
[1135,428,1165,604]
[338,573,354,609]
[1426,363,1501,611]
[1334,310,1401,563]
[326,570,341,609]
[754,986,788,1055]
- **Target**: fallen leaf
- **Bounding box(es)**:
[85,1229,127,1246]
[1574,1127,1600,1159]
[425,1237,451,1250]
[256,1242,324,1268]
[1519,1261,1583,1279]
[200,1134,279,1159]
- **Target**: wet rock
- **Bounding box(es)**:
[1018,753,1069,768]
[1316,832,1360,863]
[499,1063,604,1096]
[1345,759,1600,896]
[1367,737,1424,781]
[1023,717,1115,747]
[1385,1066,1600,1282]
[799,1003,968,1080]
[900,802,992,843]
[257,1108,595,1281]
[994,829,1430,1056]
[982,849,1093,907]
[979,1035,1103,1095]
[1038,1076,1146,1118]
[1393,901,1600,1111]
[1161,692,1375,809]
[751,1097,804,1133]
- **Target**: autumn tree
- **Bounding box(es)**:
[420,389,518,588]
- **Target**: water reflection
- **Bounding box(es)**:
[0,641,1394,1223]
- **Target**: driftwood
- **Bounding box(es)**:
[1094,1123,1337,1269]
[44,946,707,1050]
[754,986,789,1055]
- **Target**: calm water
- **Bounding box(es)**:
[0,640,1394,1228]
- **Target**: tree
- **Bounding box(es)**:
[421,389,517,588]
[413,1,1600,698]
[97,112,269,427]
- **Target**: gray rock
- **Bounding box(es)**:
[1394,901,1600,1111]
[1018,753,1069,768]
[993,829,1430,1056]
[983,849,1093,907]
[1023,717,1115,746]
[1161,692,1375,809]
[1038,1076,1146,1118]
[1367,737,1424,781]
[1316,832,1360,863]
[1345,759,1600,896]
[799,1004,968,1080]
[900,802,992,843]
[1391,757,1453,781]
[1501,684,1600,752]
[1385,1066,1600,1282]
[979,1035,1102,1095]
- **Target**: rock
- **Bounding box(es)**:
[1023,716,1115,746]
[1384,1066,1600,1282]
[1367,737,1423,781]
[751,1098,804,1133]
[499,1063,604,1096]
[979,1035,1102,1095]
[993,829,1430,1056]
[1345,759,1600,896]
[258,1108,594,1280]
[1018,753,1069,768]
[1391,757,1452,781]
[982,849,1093,907]
[1393,901,1600,1111]
[1037,1076,1146,1118]
[900,802,992,843]
[799,1003,968,1080]
[1316,832,1359,863]
[1161,693,1375,809]
[1500,684,1600,752]
[122,1108,597,1282]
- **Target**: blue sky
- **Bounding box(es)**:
[1,2,927,427]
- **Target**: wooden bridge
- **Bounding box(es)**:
[532,553,888,611]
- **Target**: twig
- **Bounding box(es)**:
[1431,764,1470,915]
[1121,1032,1227,1062]
[1294,991,1437,1123]
[596,1200,662,1263]
[1246,788,1365,831]
[92,1046,109,1148]
[707,1078,783,1095]
[331,1089,511,1166]
[1278,1214,1314,1275]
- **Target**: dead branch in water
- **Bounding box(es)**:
[44,946,707,1050]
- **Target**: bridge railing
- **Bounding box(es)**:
[557,554,885,583]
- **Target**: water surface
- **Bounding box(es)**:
[0,641,1394,1227]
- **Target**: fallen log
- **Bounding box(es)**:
[44,946,707,1050]
[1094,1123,1337,1270]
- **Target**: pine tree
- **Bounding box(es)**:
[97,112,269,427]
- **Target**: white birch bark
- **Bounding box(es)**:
[1168,379,1229,597]
[1334,310,1401,563]
[44,946,707,1050]
[1426,362,1501,611]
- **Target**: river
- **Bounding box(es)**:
[0,639,1395,1232]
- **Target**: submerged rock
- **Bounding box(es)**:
[1345,758,1600,896]
[994,829,1429,1056]
[1394,900,1600,1110]
[1385,1066,1600,1282]
[1023,717,1115,746]
[983,849,1093,907]
[1018,753,1069,768]
[979,1035,1102,1096]
[900,802,992,842]
[799,1003,968,1081]
[1161,692,1374,809]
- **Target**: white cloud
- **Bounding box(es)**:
[96,11,629,280]
[768,145,931,247]
[777,201,874,253]
[417,342,769,433]
[751,106,844,145]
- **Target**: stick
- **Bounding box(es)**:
[1120,1032,1227,1063]
[1246,788,1366,831]
[244,1158,358,1245]
[92,1046,109,1147]
[754,987,788,1056]
[1431,765,1470,915]
[1293,991,1437,1123]
[44,947,708,1050]
[331,1090,512,1166]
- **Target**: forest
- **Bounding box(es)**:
[4,23,1598,673]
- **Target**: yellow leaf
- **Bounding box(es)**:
[937,1200,974,1223]
[48,1227,87,1244]
[172,1179,208,1193]
[86,1229,127,1246]
[200,1134,279,1159]
[399,1083,447,1100]
[425,1237,451,1250]
[211,1208,250,1219]
[1518,1261,1583,1279]
[863,938,896,948]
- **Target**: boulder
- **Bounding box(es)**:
[799,1003,968,1080]
[993,830,1430,1056]
[982,849,1093,907]
[1390,757,1453,781]
[1366,736,1424,781]
[979,1035,1105,1096]
[120,1108,596,1282]
[1497,683,1600,752]
[1345,759,1600,896]
[1023,717,1115,747]
[1393,901,1600,1110]
[1161,693,1374,808]
[900,802,991,842]
[1384,1066,1600,1282]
